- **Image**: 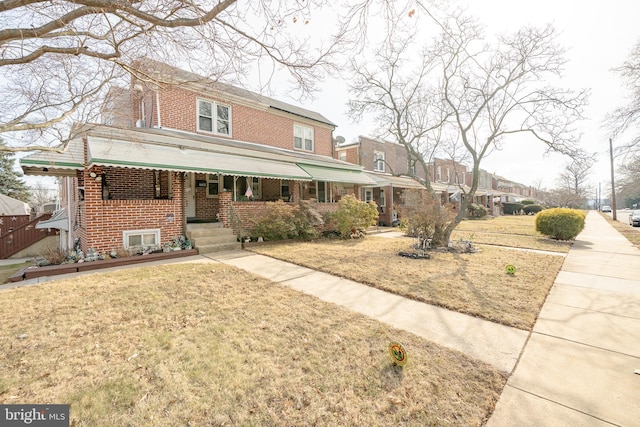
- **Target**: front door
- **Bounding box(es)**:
[186,173,197,219]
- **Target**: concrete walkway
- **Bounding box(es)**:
[211,250,528,374]
[487,211,640,426]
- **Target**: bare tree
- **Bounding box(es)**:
[2,0,408,153]
[607,40,640,152]
[348,11,589,246]
[616,154,640,207]
[347,34,455,244]
[551,158,594,208]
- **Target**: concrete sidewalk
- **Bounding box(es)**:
[487,211,640,426]
[211,250,528,374]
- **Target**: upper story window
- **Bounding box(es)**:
[374,151,385,172]
[198,99,231,136]
[294,124,314,151]
[338,151,347,162]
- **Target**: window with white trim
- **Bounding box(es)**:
[338,151,347,162]
[364,189,373,203]
[198,99,231,136]
[294,124,314,151]
[374,151,385,172]
[123,229,160,250]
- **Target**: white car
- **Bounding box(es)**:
[601,206,612,212]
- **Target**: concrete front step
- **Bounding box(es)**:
[187,222,241,253]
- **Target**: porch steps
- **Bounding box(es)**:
[187,222,241,254]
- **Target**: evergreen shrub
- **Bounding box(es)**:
[535,208,585,240]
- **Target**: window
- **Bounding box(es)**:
[294,124,314,151]
[153,171,171,199]
[245,176,261,199]
[123,229,160,250]
[379,189,386,207]
[338,151,347,162]
[207,174,219,198]
[198,99,231,136]
[436,166,441,181]
[374,151,385,172]
[281,181,291,201]
[364,189,373,203]
[446,168,451,183]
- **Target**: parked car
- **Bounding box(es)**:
[629,210,640,227]
[601,206,612,212]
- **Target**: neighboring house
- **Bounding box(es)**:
[20,60,374,254]
[335,136,451,226]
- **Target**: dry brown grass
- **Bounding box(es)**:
[605,212,640,248]
[0,261,31,284]
[451,216,572,253]
[250,237,563,330]
[0,263,505,426]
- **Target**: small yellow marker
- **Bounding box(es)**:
[389,342,407,367]
[506,264,516,275]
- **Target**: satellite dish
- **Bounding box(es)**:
[335,135,346,145]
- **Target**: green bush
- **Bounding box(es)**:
[248,200,323,241]
[521,199,535,205]
[466,203,488,219]
[324,194,378,238]
[249,200,297,240]
[523,204,543,215]
[535,208,585,240]
[503,202,524,215]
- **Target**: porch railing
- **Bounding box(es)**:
[0,213,56,259]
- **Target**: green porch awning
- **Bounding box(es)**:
[297,164,376,185]
[88,137,312,181]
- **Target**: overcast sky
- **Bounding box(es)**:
[303,0,640,192]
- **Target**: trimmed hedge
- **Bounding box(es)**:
[535,208,585,240]
[503,202,524,215]
[523,204,543,215]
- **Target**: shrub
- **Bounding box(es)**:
[292,200,323,240]
[467,203,488,219]
[324,194,378,238]
[249,200,298,240]
[521,199,535,205]
[535,208,585,240]
[503,202,524,215]
[397,188,456,246]
[523,204,543,215]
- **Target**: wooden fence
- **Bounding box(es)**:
[0,214,57,259]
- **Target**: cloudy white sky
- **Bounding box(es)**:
[301,0,640,192]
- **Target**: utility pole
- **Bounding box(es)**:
[609,137,617,221]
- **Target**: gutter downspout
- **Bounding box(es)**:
[181,172,186,237]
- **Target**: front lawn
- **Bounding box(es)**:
[0,263,505,426]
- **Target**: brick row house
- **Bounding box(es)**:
[335,136,538,220]
[21,60,375,254]
[335,136,453,226]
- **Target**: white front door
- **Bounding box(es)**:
[186,173,197,219]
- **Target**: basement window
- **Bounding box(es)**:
[123,229,160,251]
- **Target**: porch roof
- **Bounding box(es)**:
[88,136,311,181]
[35,208,68,231]
[297,164,377,185]
[20,125,374,185]
[363,172,451,192]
